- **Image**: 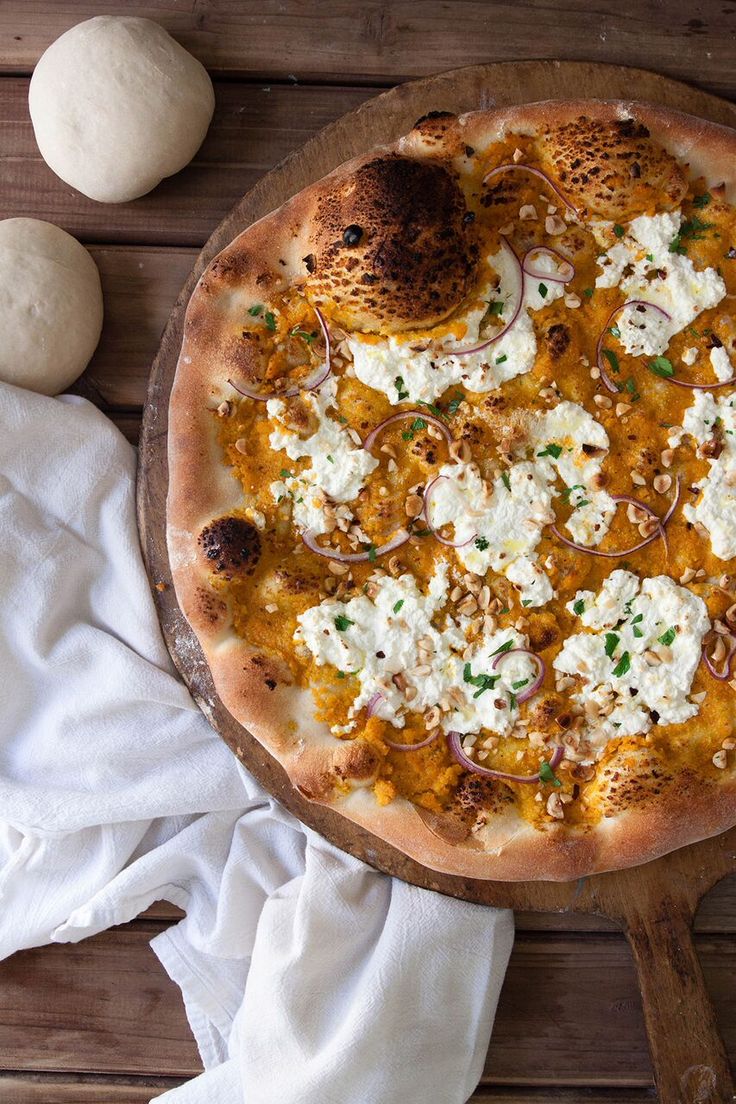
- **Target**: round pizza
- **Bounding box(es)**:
[167,100,736,881]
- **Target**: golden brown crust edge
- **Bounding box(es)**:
[167,98,736,881]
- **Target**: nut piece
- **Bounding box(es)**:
[546,792,565,819]
[449,439,471,463]
[713,750,728,769]
[653,473,672,494]
[545,214,566,236]
[235,438,248,454]
[519,203,537,220]
[630,470,647,487]
[404,493,423,517]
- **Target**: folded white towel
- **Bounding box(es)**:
[0,382,513,1103]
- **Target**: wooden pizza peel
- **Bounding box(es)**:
[137,61,736,1103]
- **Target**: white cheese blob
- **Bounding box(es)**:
[347,245,565,406]
[710,345,734,382]
[426,399,614,601]
[427,459,556,599]
[527,400,616,547]
[595,211,726,357]
[267,376,377,534]
[556,570,710,755]
[296,564,535,735]
[677,388,736,558]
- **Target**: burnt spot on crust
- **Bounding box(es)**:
[199,516,261,579]
[545,322,571,360]
[305,155,477,333]
[593,749,682,817]
[194,586,227,628]
[334,741,381,783]
[538,116,687,220]
[243,651,293,691]
[454,773,515,819]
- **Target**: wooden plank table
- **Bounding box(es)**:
[2,3,736,1100]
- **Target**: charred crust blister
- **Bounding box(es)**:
[305,154,477,333]
[538,115,688,219]
[199,516,262,578]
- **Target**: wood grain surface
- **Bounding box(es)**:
[2,3,736,1101]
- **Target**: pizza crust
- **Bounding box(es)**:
[167,99,736,881]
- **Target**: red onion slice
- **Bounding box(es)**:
[423,475,477,548]
[384,729,441,752]
[365,691,385,718]
[227,305,331,401]
[666,375,736,391]
[550,479,680,559]
[303,527,409,562]
[596,300,673,394]
[482,163,580,217]
[491,648,546,703]
[702,632,736,681]
[447,731,565,783]
[449,237,524,356]
[363,410,453,452]
[522,246,575,284]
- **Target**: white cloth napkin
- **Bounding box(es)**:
[0,381,514,1104]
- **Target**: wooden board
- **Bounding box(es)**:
[137,60,736,1102]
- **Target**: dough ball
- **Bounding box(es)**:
[0,218,103,395]
[304,155,478,334]
[28,16,215,204]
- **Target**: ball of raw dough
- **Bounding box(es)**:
[0,219,103,395]
[28,16,215,204]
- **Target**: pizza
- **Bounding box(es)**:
[167,100,736,881]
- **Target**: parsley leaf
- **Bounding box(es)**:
[658,626,677,646]
[289,325,317,344]
[612,651,631,677]
[394,375,409,401]
[538,282,548,299]
[604,632,620,658]
[367,543,377,563]
[649,356,674,378]
[488,300,504,316]
[279,468,293,478]
[327,454,334,463]
[463,662,500,699]
[447,391,465,416]
[402,416,428,441]
[496,353,508,365]
[417,400,446,419]
[694,192,712,209]
[475,536,490,550]
[248,304,263,317]
[392,600,404,614]
[490,639,514,657]
[501,471,511,491]
[539,760,562,787]
[602,348,620,374]
[613,223,625,238]
[334,614,354,631]
[537,443,563,459]
[264,311,277,332]
[573,599,585,615]
[583,287,594,298]
[512,678,529,690]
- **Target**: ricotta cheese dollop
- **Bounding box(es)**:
[267,376,377,534]
[555,570,710,757]
[673,388,736,559]
[595,211,726,357]
[296,563,536,736]
[347,246,566,406]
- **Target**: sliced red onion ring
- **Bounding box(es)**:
[384,729,442,752]
[522,245,575,284]
[450,237,524,356]
[702,632,736,681]
[596,301,672,394]
[447,731,565,783]
[666,375,736,391]
[227,305,331,402]
[365,691,385,718]
[491,648,546,703]
[423,475,476,548]
[363,410,453,452]
[550,478,680,559]
[302,527,409,562]
[482,163,579,217]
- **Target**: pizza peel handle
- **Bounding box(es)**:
[621,895,734,1103]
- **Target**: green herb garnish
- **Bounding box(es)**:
[334,615,354,631]
[613,223,625,238]
[602,348,620,374]
[501,471,511,491]
[248,304,263,317]
[538,282,548,299]
[604,632,620,658]
[463,662,500,699]
[490,639,514,657]
[612,651,631,677]
[658,626,677,646]
[393,600,404,614]
[488,300,504,316]
[264,311,277,332]
[475,536,490,550]
[539,760,562,787]
[573,599,585,615]
[649,356,674,378]
[394,375,409,401]
[537,443,563,459]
